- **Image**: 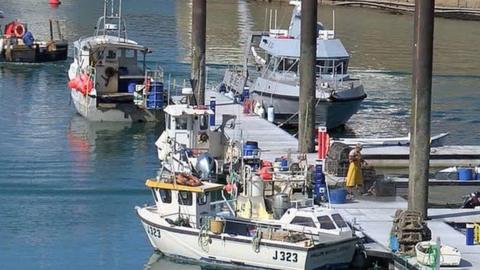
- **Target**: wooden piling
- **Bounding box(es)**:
[408,0,435,219]
[298,0,318,153]
[191,0,207,105]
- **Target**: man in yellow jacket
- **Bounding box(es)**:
[346,144,363,199]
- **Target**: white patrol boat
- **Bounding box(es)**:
[67,0,165,122]
[136,169,358,269]
[222,1,366,128]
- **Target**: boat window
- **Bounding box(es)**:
[178,191,193,206]
[106,49,117,60]
[334,59,349,75]
[125,49,136,59]
[199,115,208,130]
[290,216,316,227]
[166,115,171,129]
[279,58,298,73]
[159,189,172,204]
[152,189,159,202]
[332,214,348,228]
[316,59,334,75]
[317,215,336,230]
[175,117,188,130]
[197,192,209,205]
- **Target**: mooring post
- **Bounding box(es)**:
[298,0,317,153]
[408,0,435,219]
[191,0,207,105]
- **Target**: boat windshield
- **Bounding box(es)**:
[317,215,336,230]
[316,58,349,76]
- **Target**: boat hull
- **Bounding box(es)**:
[137,207,356,270]
[70,89,163,122]
[252,91,364,129]
[0,41,68,63]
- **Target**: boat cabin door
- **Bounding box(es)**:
[94,47,119,94]
[171,115,193,151]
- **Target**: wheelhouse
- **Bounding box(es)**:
[146,179,225,229]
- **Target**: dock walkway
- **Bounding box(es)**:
[208,90,300,161]
[334,197,480,269]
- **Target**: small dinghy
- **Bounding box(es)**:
[415,241,461,267]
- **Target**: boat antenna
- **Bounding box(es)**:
[274,9,278,29]
[332,9,335,38]
[264,8,268,32]
[269,9,272,30]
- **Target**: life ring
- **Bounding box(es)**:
[198,132,209,143]
[14,23,25,38]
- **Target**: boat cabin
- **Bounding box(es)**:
[259,33,350,81]
[146,179,225,229]
[162,104,225,158]
[279,207,353,238]
[73,37,151,97]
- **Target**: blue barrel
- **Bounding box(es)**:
[146,82,164,109]
[128,82,137,93]
[243,141,259,156]
[466,224,474,245]
[241,87,250,101]
[329,188,347,204]
[280,158,288,171]
[458,168,474,181]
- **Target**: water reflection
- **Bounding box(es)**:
[145,252,229,270]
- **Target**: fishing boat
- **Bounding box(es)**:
[0,19,68,63]
[67,0,165,122]
[415,241,461,267]
[221,1,366,129]
[136,174,358,270]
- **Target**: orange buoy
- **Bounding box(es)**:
[260,166,273,181]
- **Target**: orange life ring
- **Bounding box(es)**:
[14,23,25,38]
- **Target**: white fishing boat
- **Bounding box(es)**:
[222,1,366,129]
[67,0,165,122]
[136,175,358,270]
[415,241,461,267]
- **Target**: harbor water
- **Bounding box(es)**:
[0,0,479,269]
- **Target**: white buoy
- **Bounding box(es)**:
[267,106,274,122]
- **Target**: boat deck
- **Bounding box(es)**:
[333,197,480,269]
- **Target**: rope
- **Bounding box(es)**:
[425,243,440,269]
[198,221,211,253]
[252,230,262,253]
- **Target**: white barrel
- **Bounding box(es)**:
[250,175,264,197]
[267,106,274,122]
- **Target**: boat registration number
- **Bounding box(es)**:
[147,225,161,238]
[273,250,298,262]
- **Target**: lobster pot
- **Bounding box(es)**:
[146,81,164,109]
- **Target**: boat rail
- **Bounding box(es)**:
[318,30,335,40]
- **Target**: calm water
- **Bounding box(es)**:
[0,0,479,269]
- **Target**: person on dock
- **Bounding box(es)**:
[345,143,363,199]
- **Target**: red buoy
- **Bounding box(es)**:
[49,0,61,7]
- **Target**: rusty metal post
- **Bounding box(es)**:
[191,0,206,105]
[408,0,435,219]
[298,0,317,153]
